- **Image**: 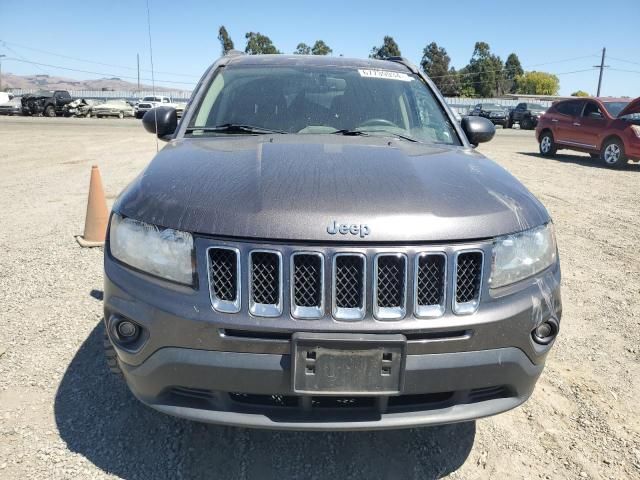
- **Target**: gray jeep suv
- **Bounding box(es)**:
[104,54,561,430]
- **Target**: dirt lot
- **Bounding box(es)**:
[0,116,638,480]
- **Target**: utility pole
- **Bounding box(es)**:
[0,55,5,92]
[594,47,608,97]
[137,53,140,91]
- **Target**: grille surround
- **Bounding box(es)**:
[332,253,367,321]
[249,250,283,317]
[373,253,408,320]
[453,250,484,315]
[290,252,324,319]
[414,252,447,318]
[207,247,241,313]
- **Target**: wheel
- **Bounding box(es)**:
[44,105,56,117]
[600,138,628,168]
[505,117,512,129]
[118,111,124,119]
[539,131,557,156]
[104,333,123,377]
[521,117,532,130]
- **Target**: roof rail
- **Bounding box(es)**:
[385,56,419,74]
[225,49,245,57]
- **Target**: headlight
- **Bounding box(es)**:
[631,125,640,139]
[109,214,195,285]
[489,223,557,288]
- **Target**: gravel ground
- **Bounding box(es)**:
[0,116,638,480]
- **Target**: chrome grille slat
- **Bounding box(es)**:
[333,254,366,320]
[373,254,407,320]
[414,253,446,318]
[249,250,283,317]
[453,251,483,315]
[207,247,241,313]
[291,252,324,319]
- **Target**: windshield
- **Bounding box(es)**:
[529,104,545,111]
[482,104,502,110]
[188,65,460,145]
[603,101,630,117]
[142,96,160,102]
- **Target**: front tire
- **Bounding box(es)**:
[44,105,56,117]
[601,138,628,168]
[521,117,533,130]
[539,131,557,156]
[118,111,124,119]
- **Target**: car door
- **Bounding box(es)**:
[573,101,604,150]
[514,103,526,122]
[553,100,584,145]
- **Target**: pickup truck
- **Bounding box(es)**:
[21,90,73,117]
[134,96,181,119]
[508,102,547,130]
[104,54,561,430]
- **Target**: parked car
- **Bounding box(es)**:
[92,100,135,118]
[536,97,640,168]
[508,103,546,130]
[0,96,23,116]
[134,95,179,119]
[104,54,561,430]
[468,103,508,127]
[21,90,73,117]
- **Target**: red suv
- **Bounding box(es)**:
[536,97,640,168]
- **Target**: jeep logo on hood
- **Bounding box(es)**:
[327,221,370,238]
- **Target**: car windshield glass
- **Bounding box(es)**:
[603,101,630,117]
[529,104,545,111]
[482,104,502,110]
[188,65,460,145]
[142,97,159,102]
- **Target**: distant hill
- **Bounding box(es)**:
[3,72,190,94]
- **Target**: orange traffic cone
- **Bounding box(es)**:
[76,165,109,247]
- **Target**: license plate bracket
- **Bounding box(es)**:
[292,333,406,395]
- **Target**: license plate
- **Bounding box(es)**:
[292,333,405,395]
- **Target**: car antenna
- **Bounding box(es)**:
[145,0,158,152]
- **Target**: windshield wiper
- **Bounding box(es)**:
[331,129,369,136]
[332,128,419,143]
[185,123,288,135]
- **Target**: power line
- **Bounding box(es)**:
[0,39,199,78]
[607,55,640,67]
[3,57,196,86]
[609,67,640,75]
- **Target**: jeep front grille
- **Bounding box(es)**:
[249,251,282,317]
[374,254,407,320]
[206,244,485,320]
[453,251,483,315]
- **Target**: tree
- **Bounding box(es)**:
[515,71,560,95]
[571,90,590,97]
[420,42,452,93]
[245,32,280,55]
[311,40,332,56]
[217,26,235,55]
[504,53,523,93]
[369,36,401,59]
[294,43,311,55]
[466,42,504,97]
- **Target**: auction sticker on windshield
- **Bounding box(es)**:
[358,69,411,81]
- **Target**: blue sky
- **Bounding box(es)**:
[1,0,639,97]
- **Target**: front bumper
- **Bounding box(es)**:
[104,237,561,430]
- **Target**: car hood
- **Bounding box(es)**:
[617,97,640,117]
[115,135,549,242]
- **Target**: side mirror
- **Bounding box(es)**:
[461,116,495,146]
[142,106,177,140]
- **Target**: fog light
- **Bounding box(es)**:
[532,318,559,345]
[117,320,138,338]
